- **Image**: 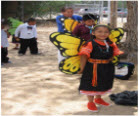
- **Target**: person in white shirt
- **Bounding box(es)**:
[1,22,10,63]
[15,18,39,55]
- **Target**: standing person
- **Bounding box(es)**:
[56,7,68,33]
[78,25,124,112]
[56,7,82,33]
[1,22,11,64]
[72,14,97,41]
[56,7,82,63]
[66,7,82,21]
[56,7,68,63]
[15,18,40,55]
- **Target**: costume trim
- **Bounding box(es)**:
[88,58,112,87]
[80,89,112,96]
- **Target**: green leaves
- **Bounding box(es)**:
[8,17,23,35]
[23,1,78,19]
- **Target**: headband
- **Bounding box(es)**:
[92,24,111,31]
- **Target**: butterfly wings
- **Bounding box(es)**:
[60,17,80,33]
[50,27,125,74]
[109,28,124,44]
[59,56,81,74]
[50,32,85,74]
[109,28,124,64]
[64,19,79,32]
[50,32,85,57]
[8,17,23,35]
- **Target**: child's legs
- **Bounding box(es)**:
[2,48,9,63]
[87,95,101,102]
[95,95,101,99]
[29,38,38,54]
[87,95,94,102]
[18,39,29,54]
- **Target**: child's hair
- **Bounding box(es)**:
[83,14,97,21]
[85,25,113,45]
[61,7,66,12]
[28,18,36,22]
[65,7,73,10]
[92,24,111,32]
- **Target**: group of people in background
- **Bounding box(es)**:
[1,6,96,65]
[1,18,41,65]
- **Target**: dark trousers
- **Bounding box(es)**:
[19,38,38,54]
[1,47,9,63]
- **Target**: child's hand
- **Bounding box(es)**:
[16,38,20,41]
[78,69,83,74]
[15,37,20,41]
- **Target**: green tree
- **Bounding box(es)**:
[23,1,79,20]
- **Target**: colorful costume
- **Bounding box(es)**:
[72,24,94,41]
[56,15,65,33]
[78,39,123,96]
[56,14,82,63]
[50,27,124,74]
[56,15,82,33]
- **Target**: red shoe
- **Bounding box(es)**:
[94,98,110,106]
[87,102,98,112]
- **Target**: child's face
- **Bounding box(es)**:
[28,21,36,26]
[93,27,110,40]
[84,19,95,26]
[62,11,68,17]
[66,9,73,18]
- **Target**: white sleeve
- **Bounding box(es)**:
[33,26,37,38]
[15,25,22,37]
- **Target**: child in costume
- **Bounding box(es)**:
[56,7,68,33]
[72,14,97,41]
[56,7,82,63]
[78,25,124,112]
[56,7,68,63]
[1,22,11,63]
[15,18,40,55]
[56,7,82,33]
[66,7,82,21]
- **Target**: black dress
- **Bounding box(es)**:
[79,40,115,92]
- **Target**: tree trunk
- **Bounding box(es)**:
[21,1,24,21]
[17,1,24,21]
[124,1,138,63]
[110,1,117,28]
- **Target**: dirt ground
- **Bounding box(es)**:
[1,23,138,115]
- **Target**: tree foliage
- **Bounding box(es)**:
[23,1,80,20]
